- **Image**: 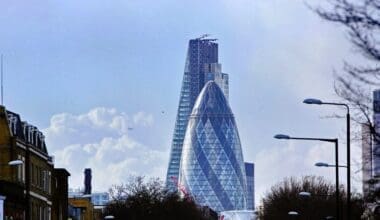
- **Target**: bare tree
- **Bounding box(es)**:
[310,0,380,132]
[309,0,380,204]
[104,176,216,220]
[257,176,364,220]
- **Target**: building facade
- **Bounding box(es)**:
[68,198,94,220]
[166,36,228,191]
[373,89,380,177]
[52,169,70,220]
[179,81,247,212]
[0,106,69,220]
[244,162,255,210]
[204,63,229,100]
[362,124,373,198]
[91,192,109,207]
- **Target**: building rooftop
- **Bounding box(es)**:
[2,106,49,155]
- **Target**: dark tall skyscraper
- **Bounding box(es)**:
[166,36,228,191]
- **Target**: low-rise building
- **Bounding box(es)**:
[0,106,70,220]
[68,197,94,220]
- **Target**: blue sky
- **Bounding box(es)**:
[0,0,362,206]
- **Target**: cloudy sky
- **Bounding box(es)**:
[0,0,363,205]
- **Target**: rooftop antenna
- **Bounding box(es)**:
[1,54,3,105]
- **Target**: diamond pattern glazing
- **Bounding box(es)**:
[179,81,247,212]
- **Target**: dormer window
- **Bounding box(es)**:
[7,113,18,135]
[22,122,27,140]
[30,127,37,145]
[38,132,45,149]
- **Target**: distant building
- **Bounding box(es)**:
[52,168,71,220]
[362,124,373,198]
[68,168,109,219]
[0,106,70,220]
[166,36,226,192]
[374,89,380,177]
[245,162,255,210]
[91,192,109,207]
[68,197,94,220]
[179,81,247,212]
[204,63,229,100]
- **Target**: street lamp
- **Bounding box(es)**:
[274,134,340,220]
[7,160,23,166]
[104,215,115,219]
[304,98,351,220]
[288,211,299,219]
[299,192,311,219]
[315,162,347,168]
[0,160,23,178]
[299,191,311,198]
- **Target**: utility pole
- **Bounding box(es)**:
[1,54,3,105]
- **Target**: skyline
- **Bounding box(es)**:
[0,0,363,206]
[166,37,227,192]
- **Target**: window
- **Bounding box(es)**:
[17,155,25,182]
[42,171,51,193]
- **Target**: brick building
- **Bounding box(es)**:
[0,106,70,220]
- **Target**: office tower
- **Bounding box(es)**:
[362,124,373,198]
[373,89,380,177]
[166,36,228,191]
[204,63,229,100]
[179,81,247,212]
[245,162,255,210]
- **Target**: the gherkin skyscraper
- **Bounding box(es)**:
[179,81,247,212]
[166,36,228,191]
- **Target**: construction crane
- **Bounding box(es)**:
[198,34,210,39]
[170,176,193,201]
[197,34,218,41]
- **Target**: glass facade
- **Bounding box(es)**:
[374,90,380,177]
[166,37,227,191]
[179,81,247,212]
[91,192,109,206]
[204,63,229,100]
[244,162,255,210]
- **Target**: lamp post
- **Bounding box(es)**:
[299,191,311,198]
[7,160,23,166]
[315,162,347,168]
[0,160,24,178]
[0,160,23,167]
[288,211,299,219]
[299,192,311,219]
[274,134,340,220]
[0,160,23,220]
[304,98,351,220]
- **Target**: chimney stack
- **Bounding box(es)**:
[84,168,92,195]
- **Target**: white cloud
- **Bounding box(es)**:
[133,111,154,127]
[44,107,167,192]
